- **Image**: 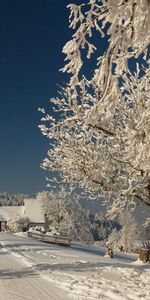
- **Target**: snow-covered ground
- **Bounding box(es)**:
[0,233,150,300]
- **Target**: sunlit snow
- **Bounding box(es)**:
[0,233,149,300]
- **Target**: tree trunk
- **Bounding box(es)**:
[139,248,149,263]
[108,248,113,258]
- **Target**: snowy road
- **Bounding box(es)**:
[0,235,70,300]
[0,233,150,300]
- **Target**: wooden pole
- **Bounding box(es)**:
[139,248,149,263]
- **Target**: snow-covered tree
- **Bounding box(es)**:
[7,216,29,233]
[142,217,150,244]
[106,210,140,252]
[0,193,29,206]
[92,212,120,241]
[118,210,140,252]
[38,189,93,242]
[39,1,150,211]
[106,228,121,250]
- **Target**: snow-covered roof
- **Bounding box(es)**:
[0,198,45,223]
[0,206,25,221]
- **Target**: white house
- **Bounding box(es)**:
[0,198,45,231]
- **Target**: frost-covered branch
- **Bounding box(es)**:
[39,0,150,211]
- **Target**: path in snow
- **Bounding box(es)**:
[0,233,150,300]
[0,242,70,300]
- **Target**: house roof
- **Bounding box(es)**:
[0,206,24,222]
[0,198,45,223]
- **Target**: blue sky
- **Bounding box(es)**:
[0,0,79,195]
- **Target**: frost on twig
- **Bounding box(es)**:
[39,0,150,211]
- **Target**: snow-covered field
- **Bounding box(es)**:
[0,233,150,300]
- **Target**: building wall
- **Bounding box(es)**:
[23,198,45,223]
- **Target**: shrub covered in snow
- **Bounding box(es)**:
[7,217,30,233]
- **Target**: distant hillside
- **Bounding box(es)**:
[0,193,30,206]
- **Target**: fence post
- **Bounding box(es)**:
[139,248,149,263]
